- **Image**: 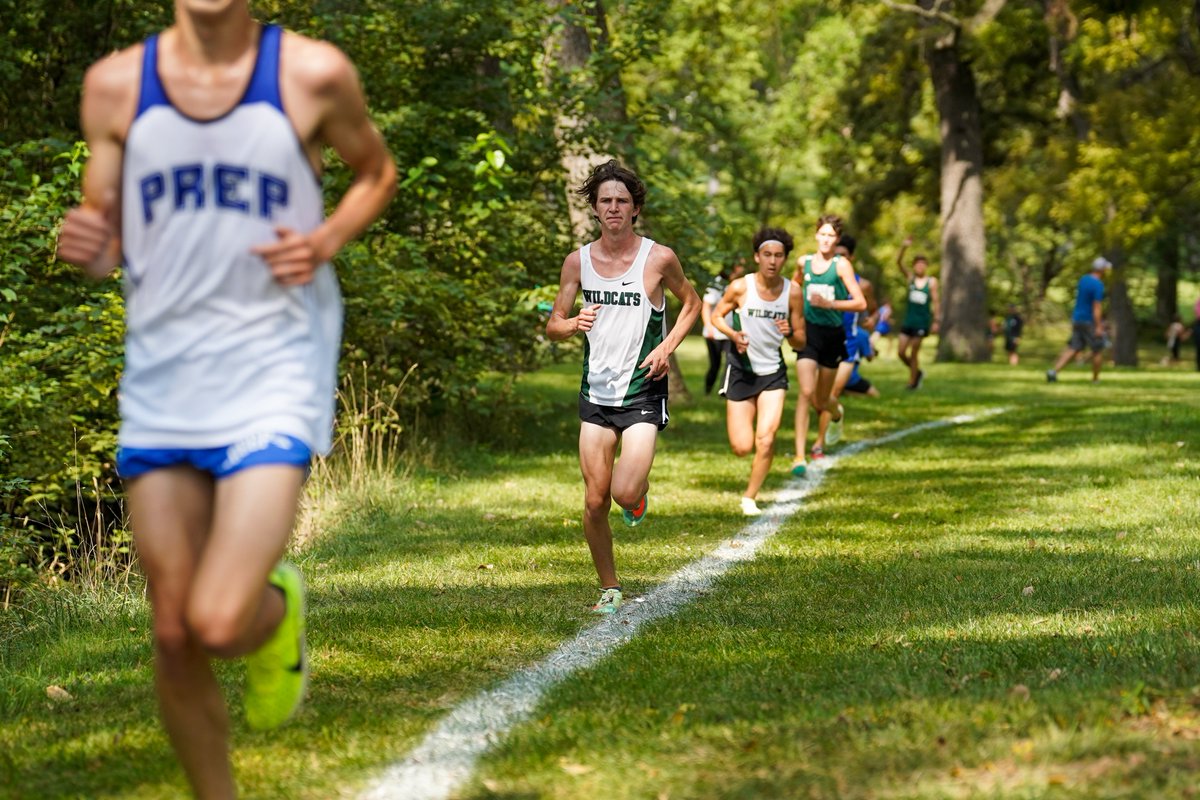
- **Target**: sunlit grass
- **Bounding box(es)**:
[2,332,1199,798]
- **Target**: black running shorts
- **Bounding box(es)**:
[579,396,669,432]
[795,322,847,369]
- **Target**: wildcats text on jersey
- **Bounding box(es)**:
[744,308,786,320]
[138,162,289,223]
[582,289,642,307]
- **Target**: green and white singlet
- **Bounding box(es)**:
[903,277,933,330]
[802,254,848,328]
[579,237,666,407]
[733,276,790,376]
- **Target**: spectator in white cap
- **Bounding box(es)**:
[1047,256,1111,383]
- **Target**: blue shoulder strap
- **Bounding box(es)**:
[135,34,170,117]
[242,24,283,110]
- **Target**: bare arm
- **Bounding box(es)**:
[254,38,397,285]
[545,251,596,341]
[786,280,806,350]
[56,51,139,279]
[809,259,868,313]
[931,277,942,333]
[1093,298,1104,332]
[639,247,701,378]
[712,280,747,351]
[897,236,913,282]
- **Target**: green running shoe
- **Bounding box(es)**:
[591,587,623,615]
[245,562,307,730]
[790,459,807,477]
[622,494,648,527]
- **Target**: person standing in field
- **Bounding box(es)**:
[790,214,867,476]
[546,159,701,614]
[711,227,804,516]
[1047,257,1111,383]
[55,1,397,796]
[1003,303,1024,366]
[700,258,745,395]
[895,236,940,390]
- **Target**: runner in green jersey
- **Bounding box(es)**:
[896,236,941,390]
[790,215,867,475]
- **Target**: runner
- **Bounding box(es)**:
[895,236,940,390]
[871,296,893,357]
[711,227,804,516]
[55,2,397,795]
[700,258,746,395]
[1003,303,1024,366]
[1047,256,1111,383]
[843,329,881,397]
[812,232,876,454]
[790,215,867,476]
[545,159,701,614]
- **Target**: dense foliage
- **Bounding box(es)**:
[2,0,1198,591]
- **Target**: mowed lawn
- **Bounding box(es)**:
[3,333,1199,799]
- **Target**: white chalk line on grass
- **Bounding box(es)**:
[359,407,1007,800]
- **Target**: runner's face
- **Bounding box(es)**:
[593,180,638,233]
[914,258,927,276]
[815,224,838,256]
[754,242,787,278]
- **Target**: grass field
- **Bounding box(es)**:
[2,332,1200,799]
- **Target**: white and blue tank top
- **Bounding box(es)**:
[118,25,342,453]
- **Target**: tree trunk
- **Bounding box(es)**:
[926,34,990,361]
[1109,273,1138,366]
[1155,232,1180,325]
[544,0,629,242]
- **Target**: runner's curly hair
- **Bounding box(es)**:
[576,160,647,223]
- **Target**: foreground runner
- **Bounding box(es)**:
[546,160,700,614]
[712,227,804,516]
[791,215,867,476]
[56,1,396,796]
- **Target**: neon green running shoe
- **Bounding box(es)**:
[245,562,307,730]
[622,494,648,527]
[591,587,623,615]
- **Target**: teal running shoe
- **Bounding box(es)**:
[622,494,648,527]
[591,587,623,615]
[245,562,307,730]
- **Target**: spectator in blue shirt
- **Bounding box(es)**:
[1047,257,1111,383]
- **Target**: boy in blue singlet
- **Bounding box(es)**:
[56,2,396,795]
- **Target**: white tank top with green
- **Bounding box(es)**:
[903,277,933,329]
[732,275,790,376]
[579,237,666,406]
[802,254,848,327]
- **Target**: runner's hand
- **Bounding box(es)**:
[639,343,672,379]
[58,201,117,278]
[575,304,600,334]
[253,226,322,286]
[733,332,750,354]
[775,318,791,336]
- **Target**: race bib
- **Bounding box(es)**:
[807,283,835,303]
[909,288,929,305]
